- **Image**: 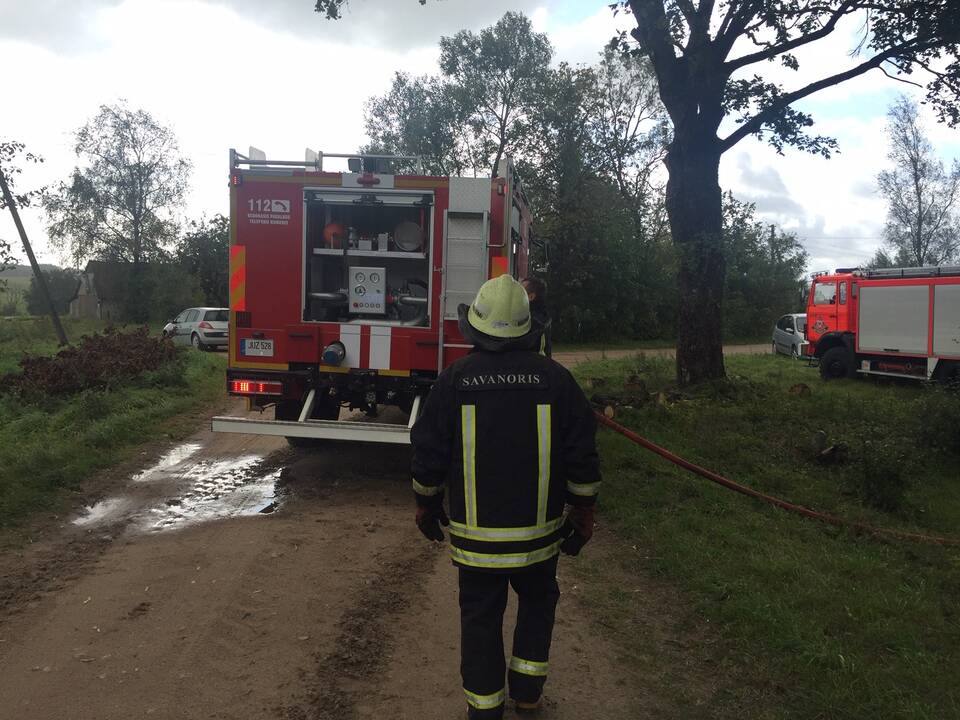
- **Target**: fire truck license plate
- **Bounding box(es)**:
[241,339,274,357]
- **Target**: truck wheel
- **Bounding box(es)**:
[820,347,855,380]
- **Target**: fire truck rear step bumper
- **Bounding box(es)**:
[211,416,413,444]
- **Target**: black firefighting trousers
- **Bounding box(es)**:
[458,556,560,719]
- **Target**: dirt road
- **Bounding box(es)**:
[0,345,767,718]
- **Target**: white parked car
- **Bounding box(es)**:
[162,307,229,350]
[772,313,808,359]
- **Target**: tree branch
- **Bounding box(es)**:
[879,64,924,87]
[628,0,679,65]
[715,0,766,60]
[724,0,858,73]
[719,40,935,152]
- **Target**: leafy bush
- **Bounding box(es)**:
[0,326,179,400]
[858,443,911,512]
[916,387,960,454]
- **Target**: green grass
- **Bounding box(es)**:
[0,276,31,315]
[0,350,226,529]
[572,353,960,720]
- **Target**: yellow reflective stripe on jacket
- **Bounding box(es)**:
[448,516,564,542]
[450,541,561,569]
[412,478,443,496]
[566,480,602,497]
[464,687,505,710]
[536,404,551,525]
[509,656,549,677]
[462,405,477,526]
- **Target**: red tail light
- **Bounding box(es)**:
[230,380,283,395]
[198,321,213,329]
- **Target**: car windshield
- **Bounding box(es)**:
[798,317,807,333]
[204,310,228,322]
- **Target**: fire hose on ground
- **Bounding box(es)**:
[595,411,960,547]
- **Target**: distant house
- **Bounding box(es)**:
[69,260,204,321]
[69,261,130,320]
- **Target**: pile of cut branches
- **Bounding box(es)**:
[1,326,178,399]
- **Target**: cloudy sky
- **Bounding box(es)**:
[1,0,958,275]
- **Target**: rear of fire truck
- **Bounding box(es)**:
[212,149,533,445]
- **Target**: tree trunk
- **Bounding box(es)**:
[664,132,726,385]
[491,141,505,179]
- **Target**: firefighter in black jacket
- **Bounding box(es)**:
[411,274,601,719]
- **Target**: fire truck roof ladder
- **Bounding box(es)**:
[229,148,424,174]
[857,266,960,279]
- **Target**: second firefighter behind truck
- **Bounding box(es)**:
[411,274,601,719]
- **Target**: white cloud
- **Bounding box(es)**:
[0,0,545,52]
[542,5,629,66]
[722,115,892,272]
[530,5,549,32]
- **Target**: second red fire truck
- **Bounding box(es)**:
[806,266,960,382]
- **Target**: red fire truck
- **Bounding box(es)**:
[806,266,960,381]
[211,149,534,444]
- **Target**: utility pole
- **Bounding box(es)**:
[0,167,69,346]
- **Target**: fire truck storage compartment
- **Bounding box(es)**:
[303,189,432,325]
[933,284,960,356]
[858,285,929,354]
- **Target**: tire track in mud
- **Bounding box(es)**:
[281,542,441,720]
[0,532,113,621]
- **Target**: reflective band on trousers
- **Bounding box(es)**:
[450,541,561,569]
[566,480,602,496]
[462,405,477,526]
[464,687,505,710]
[412,478,443,496]
[509,656,549,677]
[448,516,564,542]
[536,404,551,525]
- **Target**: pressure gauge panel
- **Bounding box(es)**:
[349,266,386,315]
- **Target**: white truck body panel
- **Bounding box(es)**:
[933,284,960,357]
[858,285,929,354]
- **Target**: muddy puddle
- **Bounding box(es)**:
[146,456,282,531]
[72,443,288,534]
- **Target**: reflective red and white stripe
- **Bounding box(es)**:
[333,323,394,370]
